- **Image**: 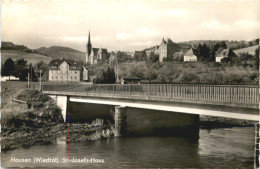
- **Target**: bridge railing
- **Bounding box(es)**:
[41,84,259,104]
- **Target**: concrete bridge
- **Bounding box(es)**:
[41,84,259,137]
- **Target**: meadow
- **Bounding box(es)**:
[1,50,52,66]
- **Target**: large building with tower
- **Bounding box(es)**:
[145,38,181,62]
[86,31,109,66]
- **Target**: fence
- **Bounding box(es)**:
[40,84,259,105]
[255,123,259,169]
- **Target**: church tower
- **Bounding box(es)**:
[86,30,92,63]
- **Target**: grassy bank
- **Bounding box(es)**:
[1,50,52,66]
[1,89,114,151]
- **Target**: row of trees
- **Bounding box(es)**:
[192,41,227,62]
[116,61,259,85]
[1,58,46,81]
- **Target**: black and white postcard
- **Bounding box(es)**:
[1,0,259,168]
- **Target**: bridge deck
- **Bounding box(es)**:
[42,84,259,108]
[41,84,259,121]
[67,96,259,121]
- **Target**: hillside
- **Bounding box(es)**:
[36,46,85,62]
[233,45,259,56]
[116,61,259,85]
[1,50,52,66]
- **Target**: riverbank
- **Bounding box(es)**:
[1,90,114,152]
[200,115,256,129]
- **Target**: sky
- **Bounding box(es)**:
[1,0,260,52]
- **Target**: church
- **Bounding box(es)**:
[86,31,109,65]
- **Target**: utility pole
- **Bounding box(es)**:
[39,70,42,91]
[67,64,69,87]
[28,73,30,89]
[30,64,32,84]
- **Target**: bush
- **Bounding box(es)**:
[180,73,200,83]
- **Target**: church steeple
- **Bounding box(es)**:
[88,30,91,46]
[86,30,92,56]
[86,30,93,63]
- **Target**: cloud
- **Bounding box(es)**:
[63,36,87,42]
[116,32,132,41]
[136,28,162,38]
[131,41,155,47]
[155,9,190,17]
[1,1,259,51]
[234,20,259,29]
[43,14,70,22]
[201,20,230,31]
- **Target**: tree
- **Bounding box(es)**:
[94,67,116,84]
[14,59,29,81]
[29,63,38,81]
[219,41,227,49]
[134,51,146,61]
[35,61,49,81]
[1,58,15,80]
[172,52,184,61]
[148,52,159,63]
[19,68,30,81]
[196,43,210,61]
[209,43,220,62]
[254,48,259,70]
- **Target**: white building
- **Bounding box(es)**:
[215,49,237,62]
[49,59,88,82]
[184,48,197,62]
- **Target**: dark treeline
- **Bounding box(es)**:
[1,42,50,57]
[1,58,49,81]
[180,38,259,50]
[93,66,116,84]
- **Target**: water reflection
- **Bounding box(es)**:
[1,127,254,168]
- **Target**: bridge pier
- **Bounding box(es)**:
[114,106,127,137]
[50,95,69,122]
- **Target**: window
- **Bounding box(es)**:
[75,76,77,79]
[75,71,77,74]
[71,76,73,79]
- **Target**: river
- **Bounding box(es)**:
[1,127,254,168]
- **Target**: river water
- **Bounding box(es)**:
[1,127,254,168]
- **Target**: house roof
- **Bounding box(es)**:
[92,48,108,56]
[216,48,237,58]
[92,48,99,56]
[83,65,88,70]
[49,58,82,70]
[184,48,196,56]
[98,48,108,53]
[161,38,175,45]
